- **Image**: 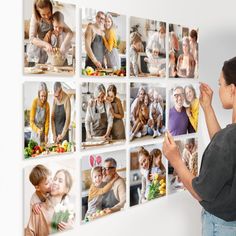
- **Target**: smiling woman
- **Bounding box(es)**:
[25,169,75,236]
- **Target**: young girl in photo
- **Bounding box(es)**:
[184,84,199,132]
[102,13,120,69]
[148,107,162,138]
[138,147,163,202]
[85,166,118,218]
[150,149,166,177]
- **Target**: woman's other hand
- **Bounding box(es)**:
[43,42,53,53]
[58,220,73,231]
[162,131,181,165]
[199,82,213,111]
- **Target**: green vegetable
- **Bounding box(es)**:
[28,139,38,150]
[24,147,33,158]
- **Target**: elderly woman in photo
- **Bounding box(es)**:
[85,84,113,140]
[176,36,195,78]
[146,25,166,58]
[25,169,74,236]
[30,82,50,145]
[102,13,120,70]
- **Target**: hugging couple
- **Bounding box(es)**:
[25,165,74,236]
[85,157,126,220]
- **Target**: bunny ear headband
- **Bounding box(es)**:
[89,155,102,167]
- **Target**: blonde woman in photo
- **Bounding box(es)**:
[102,13,120,69]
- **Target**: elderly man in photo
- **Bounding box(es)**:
[84,11,106,69]
[51,82,71,143]
[169,86,194,136]
[101,158,126,213]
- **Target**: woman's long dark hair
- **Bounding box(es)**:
[222,57,236,86]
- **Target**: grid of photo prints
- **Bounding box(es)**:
[22,0,199,234]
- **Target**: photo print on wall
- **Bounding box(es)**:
[23,0,76,75]
[81,150,127,222]
[168,83,199,137]
[24,159,76,235]
[130,82,166,142]
[130,144,167,207]
[23,81,76,159]
[129,16,166,78]
[168,24,199,78]
[81,8,126,77]
[168,138,198,194]
[81,82,126,149]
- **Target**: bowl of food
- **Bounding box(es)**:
[48,48,65,66]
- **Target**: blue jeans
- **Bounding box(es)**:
[202,209,236,236]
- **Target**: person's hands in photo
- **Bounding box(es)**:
[58,220,73,231]
[32,203,41,215]
[199,82,213,111]
[56,134,63,143]
[110,107,115,118]
[37,128,43,135]
[162,131,181,165]
[43,42,53,53]
[94,60,102,69]
[44,135,48,144]
[103,208,112,214]
[186,107,191,117]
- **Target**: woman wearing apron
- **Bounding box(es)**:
[51,82,71,143]
[102,13,120,70]
[85,84,113,140]
[30,82,50,145]
[84,11,106,69]
[27,0,54,64]
[106,84,125,140]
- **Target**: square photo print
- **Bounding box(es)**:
[24,159,76,235]
[81,150,127,222]
[81,83,126,149]
[168,83,199,137]
[130,83,166,142]
[168,138,198,194]
[129,16,166,78]
[81,8,126,77]
[168,24,199,78]
[24,0,76,75]
[23,81,76,159]
[130,144,167,207]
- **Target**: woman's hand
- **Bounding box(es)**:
[43,42,53,53]
[199,83,213,111]
[162,131,181,165]
[58,220,73,231]
[44,135,48,144]
[186,107,191,117]
[94,60,102,69]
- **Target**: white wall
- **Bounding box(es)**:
[1,0,236,236]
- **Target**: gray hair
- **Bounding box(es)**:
[104,158,117,168]
[38,82,48,100]
[54,82,62,93]
[173,86,184,95]
[184,84,197,105]
[94,84,106,98]
[105,13,113,28]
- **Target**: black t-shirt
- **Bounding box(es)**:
[192,124,236,221]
